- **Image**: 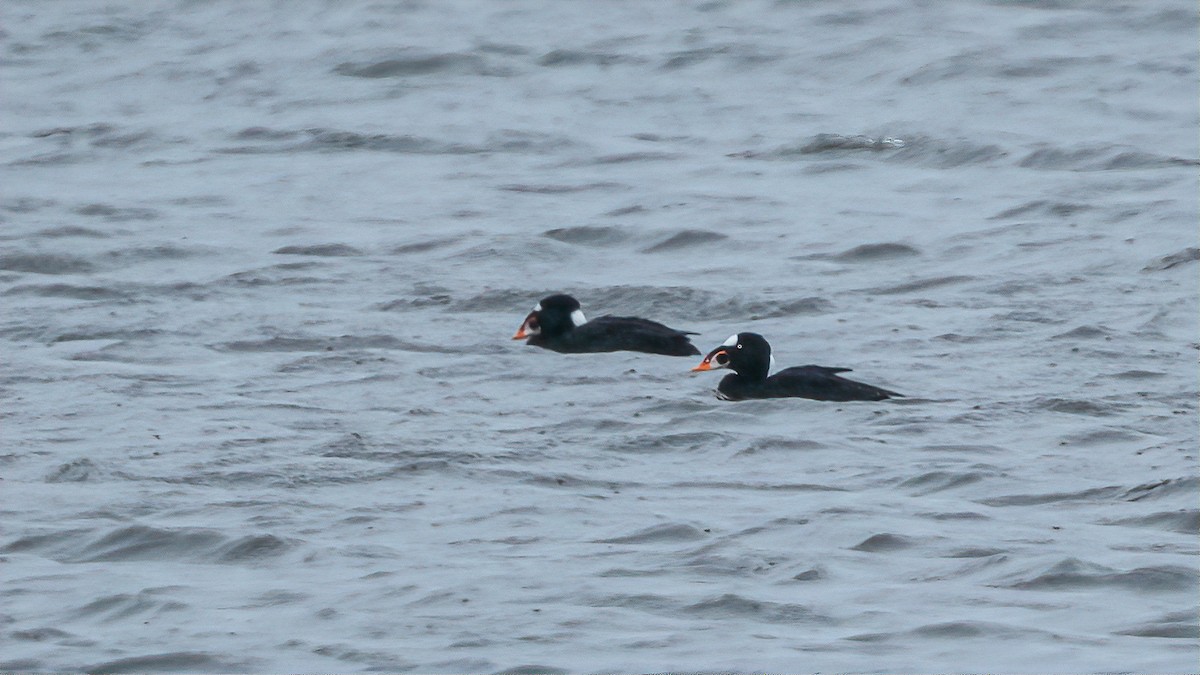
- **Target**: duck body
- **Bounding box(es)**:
[514,294,700,357]
[694,332,902,402]
[528,315,700,355]
[714,365,900,401]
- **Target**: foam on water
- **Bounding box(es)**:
[2,0,1197,672]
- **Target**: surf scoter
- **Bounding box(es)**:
[512,294,700,356]
[692,332,902,401]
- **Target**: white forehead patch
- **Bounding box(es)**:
[570,309,587,327]
[722,334,739,347]
[533,303,542,312]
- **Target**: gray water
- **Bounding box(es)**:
[2,1,1198,672]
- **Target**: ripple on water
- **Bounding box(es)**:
[1018,143,1199,171]
[84,652,250,674]
[1052,324,1112,339]
[1100,509,1200,535]
[680,546,785,578]
[4,284,129,300]
[797,133,906,154]
[1031,397,1128,416]
[273,244,363,256]
[33,225,109,238]
[75,591,190,622]
[989,199,1095,220]
[213,334,462,354]
[1,196,58,213]
[3,2,1196,672]
[44,458,104,482]
[851,533,917,552]
[1002,558,1198,592]
[51,328,165,344]
[1143,247,1199,271]
[714,295,834,320]
[10,627,75,642]
[590,151,681,165]
[1109,369,1167,380]
[595,523,709,544]
[2,525,295,564]
[733,133,900,160]
[978,485,1125,507]
[734,437,826,456]
[216,534,293,562]
[846,617,1073,644]
[833,242,921,262]
[333,52,489,78]
[569,284,832,322]
[542,225,632,246]
[538,48,643,68]
[669,480,844,493]
[865,275,975,295]
[1059,427,1144,445]
[898,470,990,496]
[221,128,487,155]
[917,444,1005,454]
[641,229,727,253]
[911,620,1045,639]
[583,285,706,317]
[944,547,1007,558]
[1122,477,1200,502]
[16,124,156,166]
[606,431,732,454]
[1115,610,1199,639]
[73,203,160,221]
[916,511,991,521]
[659,44,782,71]
[0,253,96,275]
[877,134,1007,168]
[493,665,570,675]
[390,236,465,255]
[792,567,824,581]
[498,181,627,194]
[682,593,830,624]
[276,353,389,373]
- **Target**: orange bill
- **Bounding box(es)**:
[512,323,529,340]
[691,350,723,371]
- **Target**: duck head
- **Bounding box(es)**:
[512,293,588,340]
[692,332,774,380]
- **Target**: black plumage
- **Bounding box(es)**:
[513,294,700,356]
[693,332,902,401]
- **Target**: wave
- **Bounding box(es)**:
[1002,558,1197,592]
[2,524,294,564]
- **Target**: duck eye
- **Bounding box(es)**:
[715,351,729,365]
[736,344,742,349]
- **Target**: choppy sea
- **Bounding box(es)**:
[2,1,1197,672]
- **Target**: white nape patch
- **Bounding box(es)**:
[533,303,542,312]
[769,354,776,372]
[721,334,739,347]
[570,309,587,327]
